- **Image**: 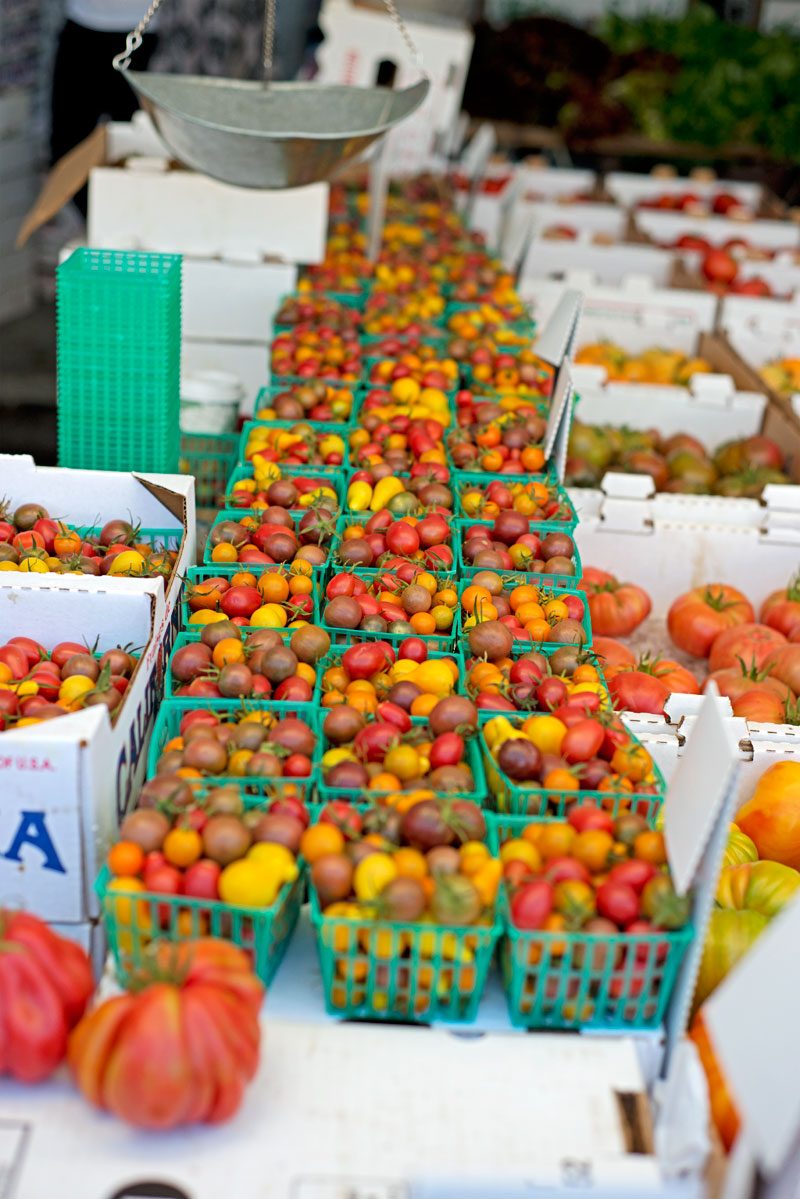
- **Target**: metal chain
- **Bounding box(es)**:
[262,0,277,79]
[381,0,426,75]
[112,0,166,70]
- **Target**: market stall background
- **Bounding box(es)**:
[3,0,800,1194]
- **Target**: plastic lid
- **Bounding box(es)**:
[181,370,244,404]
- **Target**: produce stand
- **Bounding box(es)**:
[9,7,800,1186]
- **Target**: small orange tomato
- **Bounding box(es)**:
[163,827,203,869]
[108,840,145,877]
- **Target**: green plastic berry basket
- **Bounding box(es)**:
[479,721,665,822]
[146,700,321,801]
[329,515,460,582]
[250,382,361,426]
[317,713,487,807]
[454,477,577,529]
[273,291,363,327]
[457,575,592,647]
[224,462,344,511]
[164,632,321,706]
[498,886,691,1031]
[202,510,336,570]
[181,565,325,630]
[321,604,460,655]
[456,517,582,591]
[96,863,303,987]
[309,887,501,1023]
[466,643,610,725]
[238,420,352,468]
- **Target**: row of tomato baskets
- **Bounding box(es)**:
[95,272,693,1028]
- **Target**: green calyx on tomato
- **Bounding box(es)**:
[641,873,691,930]
[702,586,743,612]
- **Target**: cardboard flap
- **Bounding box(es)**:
[16,126,106,247]
[706,896,800,1176]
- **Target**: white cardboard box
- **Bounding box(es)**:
[317,0,474,175]
[520,240,676,289]
[181,258,297,342]
[636,208,799,253]
[182,337,269,418]
[605,171,763,213]
[88,165,328,263]
[0,1020,707,1198]
[0,577,167,923]
[18,116,328,264]
[0,456,195,631]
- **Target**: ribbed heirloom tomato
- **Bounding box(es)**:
[668,584,755,658]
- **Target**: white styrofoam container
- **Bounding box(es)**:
[574,379,767,448]
[520,278,718,345]
[0,456,195,632]
[0,577,166,924]
[605,171,763,213]
[0,1018,707,1198]
[572,487,800,607]
[87,166,329,264]
[636,208,799,253]
[721,293,800,337]
[317,0,473,176]
[520,240,676,289]
[181,258,297,342]
[510,202,628,273]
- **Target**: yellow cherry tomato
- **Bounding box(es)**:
[354,852,398,901]
[524,714,567,756]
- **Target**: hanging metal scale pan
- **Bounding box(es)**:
[113,0,429,189]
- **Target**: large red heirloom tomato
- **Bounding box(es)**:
[0,911,94,1082]
[668,584,754,658]
[69,938,263,1129]
[578,567,651,637]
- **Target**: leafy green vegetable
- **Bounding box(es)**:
[591,3,800,161]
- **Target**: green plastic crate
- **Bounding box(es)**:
[57,249,181,473]
[310,887,501,1023]
[179,433,239,509]
[479,722,665,821]
[96,864,303,987]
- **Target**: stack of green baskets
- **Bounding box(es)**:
[57,249,182,473]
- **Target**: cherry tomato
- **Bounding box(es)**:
[510,879,554,930]
[596,881,640,927]
[429,732,465,770]
[562,719,605,764]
